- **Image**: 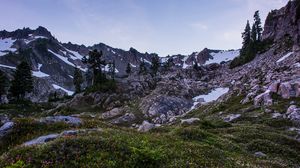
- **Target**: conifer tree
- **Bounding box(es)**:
[150,54,160,76]
[73,67,83,93]
[254,10,263,41]
[82,49,106,85]
[10,61,33,100]
[193,61,199,71]
[139,59,147,75]
[0,70,9,102]
[126,63,131,75]
[108,61,116,80]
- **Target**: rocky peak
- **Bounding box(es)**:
[33,26,53,38]
[263,0,300,51]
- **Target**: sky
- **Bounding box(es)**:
[0,0,288,56]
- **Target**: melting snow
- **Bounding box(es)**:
[294,62,300,68]
[130,63,137,68]
[24,36,48,44]
[205,50,239,65]
[65,48,84,60]
[276,52,294,63]
[48,49,75,66]
[190,87,229,110]
[52,84,74,96]
[182,56,190,69]
[0,38,17,56]
[32,64,50,78]
[0,63,16,69]
[48,49,87,72]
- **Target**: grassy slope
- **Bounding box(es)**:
[0,95,300,168]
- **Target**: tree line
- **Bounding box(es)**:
[230,11,263,68]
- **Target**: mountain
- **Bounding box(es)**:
[0,26,239,101]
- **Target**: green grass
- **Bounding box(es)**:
[1,93,300,167]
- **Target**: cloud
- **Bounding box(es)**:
[190,22,208,30]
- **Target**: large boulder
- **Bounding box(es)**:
[286,105,300,123]
[138,121,155,132]
[101,108,123,119]
[0,122,14,138]
[140,95,192,124]
[39,116,82,126]
[254,90,273,106]
[181,118,200,125]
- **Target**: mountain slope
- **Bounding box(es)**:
[0,27,239,101]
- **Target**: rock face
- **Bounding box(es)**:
[223,114,241,122]
[39,116,82,126]
[140,95,192,124]
[286,105,300,123]
[181,118,200,125]
[138,121,156,132]
[0,122,14,138]
[263,0,300,50]
[24,134,59,146]
[23,129,102,146]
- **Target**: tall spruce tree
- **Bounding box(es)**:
[126,63,131,75]
[73,67,83,93]
[254,10,263,41]
[82,49,106,85]
[10,61,33,100]
[0,70,9,102]
[150,54,160,76]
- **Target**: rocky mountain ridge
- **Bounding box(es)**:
[0,27,239,101]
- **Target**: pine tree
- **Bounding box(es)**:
[108,61,116,80]
[0,70,9,102]
[139,59,147,75]
[163,57,174,71]
[150,54,160,76]
[254,10,263,41]
[241,20,251,53]
[10,61,33,100]
[82,49,106,85]
[73,67,83,93]
[193,61,199,71]
[126,63,131,75]
[251,23,257,42]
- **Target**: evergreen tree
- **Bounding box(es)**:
[73,67,83,93]
[251,23,257,42]
[163,57,174,71]
[254,10,263,41]
[139,59,147,75]
[108,61,116,80]
[241,20,251,56]
[193,61,199,71]
[9,61,33,100]
[82,49,106,85]
[150,54,160,76]
[126,63,132,75]
[0,70,9,102]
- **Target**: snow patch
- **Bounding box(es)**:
[130,63,137,68]
[182,55,190,69]
[32,63,50,78]
[294,62,300,68]
[0,64,16,69]
[0,38,17,56]
[191,87,229,110]
[52,84,74,96]
[276,52,294,63]
[205,50,239,65]
[65,48,84,60]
